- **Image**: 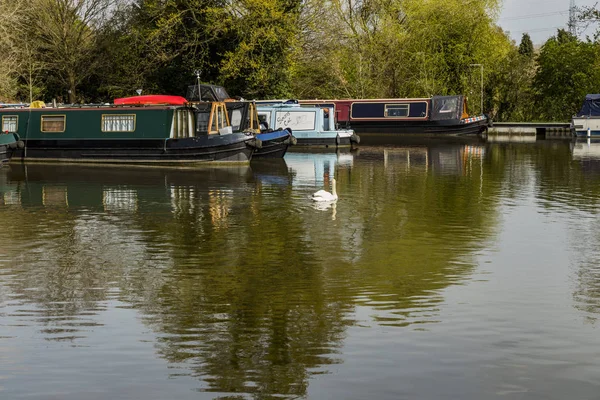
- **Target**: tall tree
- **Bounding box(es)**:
[518,33,534,58]
[219,0,302,98]
[0,0,28,101]
[29,0,114,103]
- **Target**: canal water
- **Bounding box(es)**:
[2,139,600,399]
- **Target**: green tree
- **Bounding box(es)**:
[518,33,534,58]
[0,0,28,101]
[219,0,301,98]
[28,0,113,103]
[533,29,600,121]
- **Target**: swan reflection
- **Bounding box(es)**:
[312,200,337,220]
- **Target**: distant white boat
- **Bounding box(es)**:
[572,94,600,137]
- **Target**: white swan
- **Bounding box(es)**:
[312,178,338,202]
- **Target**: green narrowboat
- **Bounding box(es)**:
[0,101,260,165]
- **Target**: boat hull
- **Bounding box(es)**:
[346,118,489,136]
[294,134,358,147]
[572,116,600,137]
[13,134,258,165]
[254,129,295,158]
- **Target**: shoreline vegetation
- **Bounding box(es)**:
[0,0,598,123]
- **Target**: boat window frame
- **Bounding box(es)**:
[207,103,231,134]
[101,114,137,133]
[1,115,18,132]
[384,104,410,118]
[41,115,67,133]
[249,103,260,131]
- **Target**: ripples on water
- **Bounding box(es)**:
[3,140,600,398]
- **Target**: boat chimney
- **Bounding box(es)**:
[195,69,202,101]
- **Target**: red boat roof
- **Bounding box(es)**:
[114,95,187,106]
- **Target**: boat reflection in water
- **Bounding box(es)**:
[284,148,355,184]
[571,139,600,176]
[572,138,600,160]
[367,143,486,176]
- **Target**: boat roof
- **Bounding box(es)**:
[186,84,231,102]
[577,94,600,117]
[257,103,322,111]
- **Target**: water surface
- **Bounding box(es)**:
[1,139,600,399]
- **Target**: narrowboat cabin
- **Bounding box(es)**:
[0,100,260,165]
[572,94,600,137]
[298,95,489,136]
[256,104,359,147]
[225,101,295,158]
[187,84,296,158]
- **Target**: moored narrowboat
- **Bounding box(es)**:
[0,101,260,165]
[226,100,295,158]
[187,83,296,158]
[298,95,489,136]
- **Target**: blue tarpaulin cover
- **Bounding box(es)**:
[576,94,600,116]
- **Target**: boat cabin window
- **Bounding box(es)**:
[41,115,66,132]
[230,109,242,131]
[258,112,270,130]
[384,104,409,117]
[196,111,210,134]
[322,108,330,131]
[102,114,135,132]
[2,116,17,132]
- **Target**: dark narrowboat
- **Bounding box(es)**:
[0,101,260,165]
[298,95,489,136]
[186,84,295,158]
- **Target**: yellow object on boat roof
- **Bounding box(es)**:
[30,100,45,108]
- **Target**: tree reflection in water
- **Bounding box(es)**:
[0,146,501,397]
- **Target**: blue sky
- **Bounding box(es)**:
[498,0,600,45]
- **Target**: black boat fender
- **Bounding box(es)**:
[17,140,24,149]
[350,134,360,144]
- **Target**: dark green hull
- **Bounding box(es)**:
[0,106,257,164]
